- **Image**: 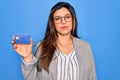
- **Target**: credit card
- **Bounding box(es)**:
[13,34,31,44]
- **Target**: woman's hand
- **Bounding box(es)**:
[12,37,33,62]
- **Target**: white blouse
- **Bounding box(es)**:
[57,49,79,80]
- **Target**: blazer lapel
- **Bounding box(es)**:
[49,50,58,80]
[73,37,85,80]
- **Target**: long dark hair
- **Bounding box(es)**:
[37,2,78,72]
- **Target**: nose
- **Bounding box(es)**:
[61,17,66,24]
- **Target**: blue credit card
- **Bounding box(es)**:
[13,34,31,44]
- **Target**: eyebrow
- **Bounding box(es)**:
[54,13,71,17]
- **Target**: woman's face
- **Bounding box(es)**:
[53,7,73,36]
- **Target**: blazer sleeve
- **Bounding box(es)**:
[87,44,97,80]
[21,42,42,80]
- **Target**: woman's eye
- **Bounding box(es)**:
[55,17,61,21]
[65,15,71,19]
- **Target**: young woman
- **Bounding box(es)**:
[12,2,97,80]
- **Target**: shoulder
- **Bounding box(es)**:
[73,36,91,48]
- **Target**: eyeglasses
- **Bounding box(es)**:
[53,14,72,24]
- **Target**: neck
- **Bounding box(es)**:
[56,34,73,46]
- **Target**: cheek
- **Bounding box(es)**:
[54,24,61,31]
[69,22,73,30]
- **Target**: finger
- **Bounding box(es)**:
[30,38,33,44]
[13,43,17,49]
[12,37,15,40]
[12,36,15,45]
[14,46,17,49]
[12,40,14,44]
[12,35,15,39]
[11,40,16,46]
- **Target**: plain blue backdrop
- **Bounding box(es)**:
[0,0,120,80]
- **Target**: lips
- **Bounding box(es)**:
[60,26,68,29]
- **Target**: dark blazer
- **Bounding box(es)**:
[22,37,97,80]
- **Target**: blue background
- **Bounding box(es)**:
[0,0,120,80]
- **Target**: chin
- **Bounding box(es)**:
[59,31,71,36]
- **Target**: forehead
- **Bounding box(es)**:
[53,7,71,17]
